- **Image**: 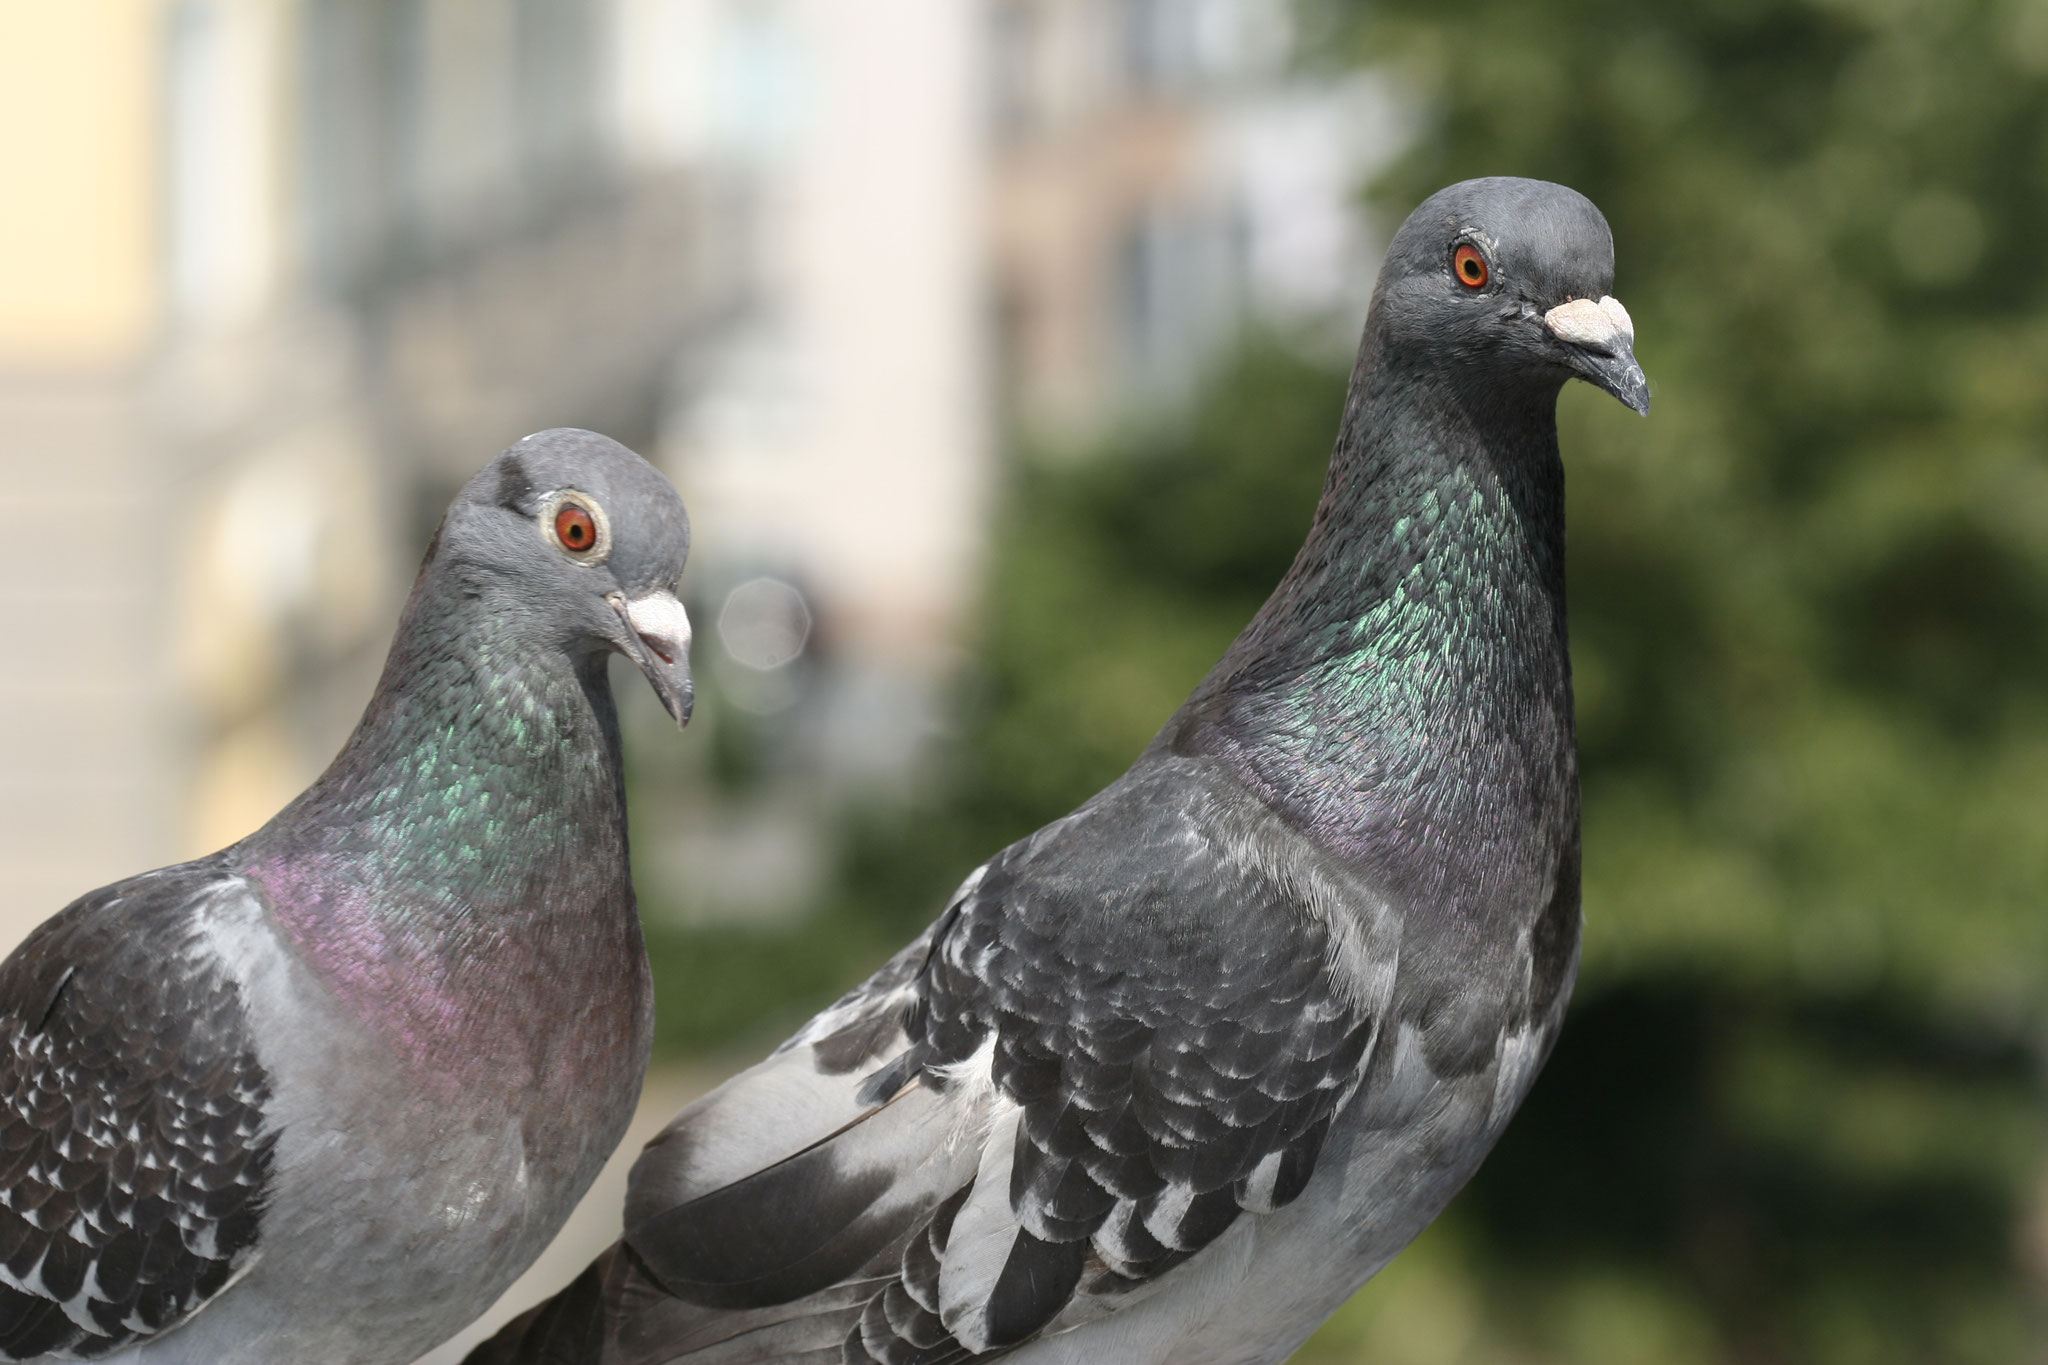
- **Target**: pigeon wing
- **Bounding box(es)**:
[896,766,1390,1357]
[481,760,1394,1365]
[0,863,275,1359]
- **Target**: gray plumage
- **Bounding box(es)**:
[0,430,694,1363]
[470,177,1649,1365]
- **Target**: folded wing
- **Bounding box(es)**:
[0,864,275,1358]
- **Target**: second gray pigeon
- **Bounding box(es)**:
[469,176,1649,1365]
[0,429,693,1363]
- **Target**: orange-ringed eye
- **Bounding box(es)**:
[556,504,597,552]
[1454,245,1489,289]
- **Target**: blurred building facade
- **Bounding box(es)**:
[0,0,1397,946]
[985,0,1397,426]
[660,0,1401,922]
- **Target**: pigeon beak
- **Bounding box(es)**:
[608,589,694,726]
[1544,295,1650,416]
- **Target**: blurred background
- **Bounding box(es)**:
[2,0,2044,1361]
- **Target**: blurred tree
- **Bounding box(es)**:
[1285,3,2048,1356]
[645,0,2048,1360]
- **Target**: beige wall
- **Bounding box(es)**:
[0,2,158,366]
[0,377,167,945]
[779,0,989,664]
[0,1,168,946]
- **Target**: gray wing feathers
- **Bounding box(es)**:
[903,771,1386,1349]
[0,865,274,1359]
[628,932,935,1225]
[625,1082,978,1314]
[930,1108,1024,1351]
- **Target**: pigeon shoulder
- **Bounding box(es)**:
[0,862,276,1360]
[1025,753,1408,1009]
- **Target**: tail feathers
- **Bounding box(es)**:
[463,1246,617,1365]
[464,1240,885,1365]
[611,1275,878,1365]
[627,1084,971,1312]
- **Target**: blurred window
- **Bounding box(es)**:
[707,0,806,166]
[513,0,607,195]
[1121,0,1287,94]
[299,0,612,294]
[1120,0,1195,94]
[166,0,230,322]
[990,0,1042,138]
[300,0,423,292]
[1116,199,1240,403]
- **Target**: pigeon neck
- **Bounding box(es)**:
[1163,347,1577,871]
[235,566,649,1087]
[1296,351,1572,647]
[260,569,628,872]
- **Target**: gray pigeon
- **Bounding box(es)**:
[0,429,694,1363]
[469,177,1649,1365]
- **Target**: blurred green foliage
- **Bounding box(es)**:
[1296,3,2048,1353]
[647,0,2048,1359]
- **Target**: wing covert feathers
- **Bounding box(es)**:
[0,866,275,1359]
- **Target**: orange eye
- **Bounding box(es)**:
[555,504,597,552]
[1454,245,1489,289]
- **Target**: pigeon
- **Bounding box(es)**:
[0,429,695,1364]
[468,176,1649,1365]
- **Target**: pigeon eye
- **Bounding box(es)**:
[556,505,596,552]
[1454,245,1489,289]
[541,493,611,563]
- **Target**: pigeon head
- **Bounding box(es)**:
[434,428,695,724]
[1372,176,1649,415]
